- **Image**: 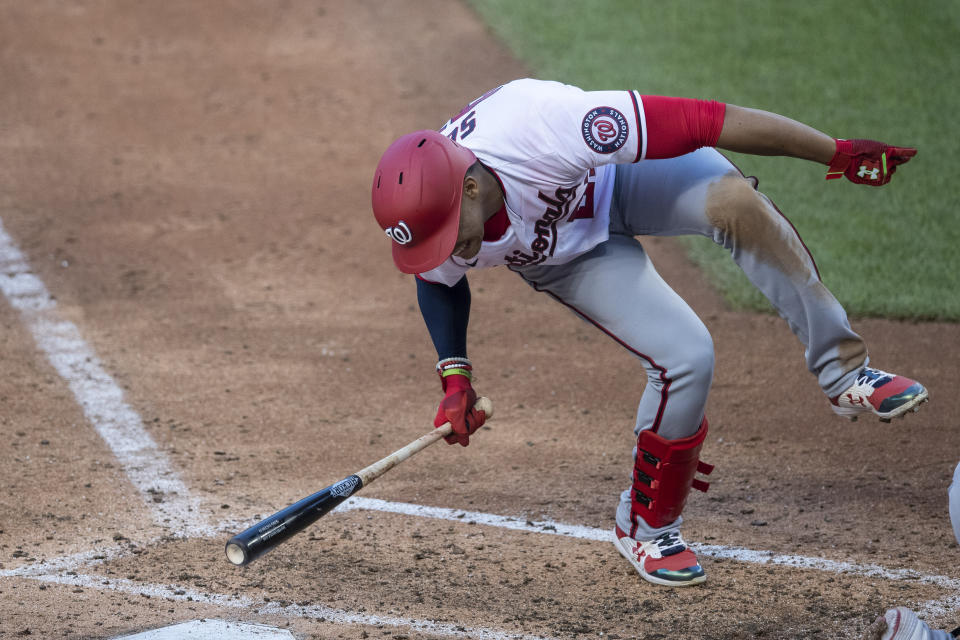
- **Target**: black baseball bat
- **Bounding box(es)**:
[224,396,493,566]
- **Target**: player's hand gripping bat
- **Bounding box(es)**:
[224,396,493,566]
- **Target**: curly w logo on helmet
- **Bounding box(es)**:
[385,221,413,245]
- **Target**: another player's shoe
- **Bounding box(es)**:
[614,525,705,587]
[831,367,928,423]
[865,606,959,639]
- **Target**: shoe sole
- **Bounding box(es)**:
[613,535,706,588]
[833,389,929,423]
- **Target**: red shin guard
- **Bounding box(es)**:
[630,418,714,531]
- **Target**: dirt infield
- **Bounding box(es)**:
[1,2,958,638]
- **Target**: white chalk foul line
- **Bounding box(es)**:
[0,218,208,535]
[337,497,960,593]
[917,591,960,623]
[26,573,561,640]
[0,543,129,578]
[0,518,251,580]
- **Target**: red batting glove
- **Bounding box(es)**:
[434,358,486,447]
[825,138,916,186]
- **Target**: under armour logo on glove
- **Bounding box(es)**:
[826,138,916,186]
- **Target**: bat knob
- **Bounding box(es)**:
[225,541,249,566]
[475,396,494,419]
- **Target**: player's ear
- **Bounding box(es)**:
[463,174,480,200]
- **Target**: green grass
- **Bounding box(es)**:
[467,0,960,320]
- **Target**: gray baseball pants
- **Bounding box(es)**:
[515,147,867,540]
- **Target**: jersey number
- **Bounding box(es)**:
[569,169,596,220]
[445,111,476,142]
[440,85,503,142]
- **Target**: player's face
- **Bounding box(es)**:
[452,200,484,260]
[451,165,503,261]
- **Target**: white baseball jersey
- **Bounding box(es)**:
[419,79,650,286]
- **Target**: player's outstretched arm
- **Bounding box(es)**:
[716,104,916,185]
[716,104,836,162]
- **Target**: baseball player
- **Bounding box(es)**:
[370,79,928,587]
[866,461,960,639]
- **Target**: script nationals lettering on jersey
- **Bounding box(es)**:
[504,186,578,267]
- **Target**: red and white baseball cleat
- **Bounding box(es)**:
[614,525,705,587]
[868,606,958,640]
[831,367,928,423]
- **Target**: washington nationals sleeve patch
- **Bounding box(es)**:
[581,106,629,154]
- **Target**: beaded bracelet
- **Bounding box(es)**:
[436,357,472,380]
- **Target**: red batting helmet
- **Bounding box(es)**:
[371,130,477,274]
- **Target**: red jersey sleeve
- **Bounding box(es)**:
[640,96,726,160]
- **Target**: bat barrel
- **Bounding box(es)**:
[225,474,363,566]
[224,396,492,567]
